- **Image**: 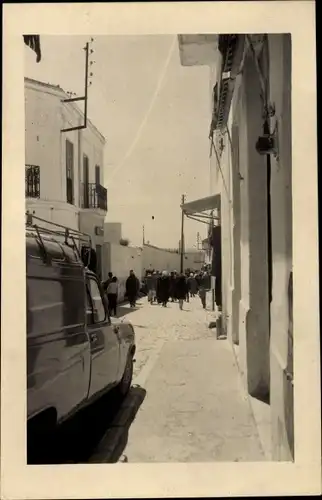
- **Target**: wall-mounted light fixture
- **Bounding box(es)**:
[256,102,279,161]
[255,122,279,160]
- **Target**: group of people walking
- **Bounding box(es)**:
[144,269,210,310]
[102,267,211,316]
[102,269,141,316]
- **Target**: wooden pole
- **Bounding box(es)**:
[84,42,89,128]
[180,194,185,273]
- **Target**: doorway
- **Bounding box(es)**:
[83,155,89,208]
[95,244,102,280]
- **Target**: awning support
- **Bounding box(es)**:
[185,213,219,225]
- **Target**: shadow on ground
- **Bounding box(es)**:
[90,385,147,463]
[27,386,146,464]
[116,305,139,318]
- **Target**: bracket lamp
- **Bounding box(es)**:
[255,123,279,160]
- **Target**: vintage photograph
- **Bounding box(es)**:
[24,33,294,465]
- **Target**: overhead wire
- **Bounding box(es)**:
[245,35,268,113]
[106,36,177,184]
[210,136,232,205]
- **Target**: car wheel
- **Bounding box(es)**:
[117,354,133,398]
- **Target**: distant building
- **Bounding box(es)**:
[25,77,107,277]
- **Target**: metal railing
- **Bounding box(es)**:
[25,165,40,198]
[25,212,92,266]
[81,182,107,211]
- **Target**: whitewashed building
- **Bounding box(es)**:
[25,77,107,277]
[178,34,294,461]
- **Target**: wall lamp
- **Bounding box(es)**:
[256,103,279,160]
[256,124,279,161]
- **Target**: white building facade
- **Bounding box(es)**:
[178,34,294,461]
[25,77,107,277]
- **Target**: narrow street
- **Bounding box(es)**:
[89,295,266,463]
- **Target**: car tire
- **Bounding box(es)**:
[116,354,133,398]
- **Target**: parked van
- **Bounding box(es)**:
[26,214,136,457]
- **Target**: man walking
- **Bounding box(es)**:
[126,270,140,308]
[106,276,118,316]
[175,273,189,310]
[185,272,190,303]
[198,271,210,309]
[169,271,176,302]
[102,272,113,293]
[146,271,156,304]
[157,270,170,307]
[188,272,198,297]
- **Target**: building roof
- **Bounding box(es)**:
[24,77,106,144]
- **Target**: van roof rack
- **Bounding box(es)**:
[26,212,92,266]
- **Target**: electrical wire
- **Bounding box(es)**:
[210,137,232,204]
[245,35,268,112]
[225,124,233,150]
[107,36,177,184]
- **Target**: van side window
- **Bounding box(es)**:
[28,278,64,334]
[28,277,86,335]
[88,278,106,323]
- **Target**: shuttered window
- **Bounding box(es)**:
[66,140,74,204]
[95,165,100,186]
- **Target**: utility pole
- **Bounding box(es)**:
[84,42,89,128]
[61,39,94,133]
[142,225,145,245]
[180,194,186,273]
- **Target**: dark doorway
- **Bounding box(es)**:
[66,140,74,205]
[95,244,102,280]
[95,165,101,186]
[83,155,89,208]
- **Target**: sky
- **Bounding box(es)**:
[25,35,212,248]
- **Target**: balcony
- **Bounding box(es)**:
[81,183,107,212]
[25,165,40,198]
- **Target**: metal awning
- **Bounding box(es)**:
[181,194,221,225]
[181,194,221,215]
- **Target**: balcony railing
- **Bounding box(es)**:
[81,183,107,211]
[25,165,40,198]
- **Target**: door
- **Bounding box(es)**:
[95,244,102,280]
[95,165,100,186]
[86,276,120,398]
[66,140,74,204]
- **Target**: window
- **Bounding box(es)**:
[95,165,100,186]
[66,140,74,204]
[87,278,106,323]
[27,278,64,335]
[83,155,89,208]
[27,276,86,335]
[25,165,40,198]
